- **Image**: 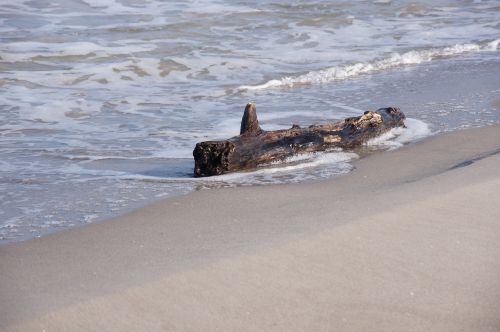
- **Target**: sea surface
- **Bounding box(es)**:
[1,0,499,243]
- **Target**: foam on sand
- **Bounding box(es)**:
[367,118,432,149]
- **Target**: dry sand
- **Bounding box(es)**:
[1,125,500,331]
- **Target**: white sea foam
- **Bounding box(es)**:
[238,39,500,91]
[79,0,143,13]
[257,151,358,174]
[0,41,157,62]
[195,151,358,185]
[366,118,432,149]
[117,150,357,185]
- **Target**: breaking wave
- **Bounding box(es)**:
[238,39,500,91]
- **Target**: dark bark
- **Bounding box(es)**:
[240,102,262,135]
[193,103,406,177]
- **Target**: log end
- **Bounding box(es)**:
[378,107,406,127]
[240,103,262,135]
[193,141,235,177]
[344,107,405,130]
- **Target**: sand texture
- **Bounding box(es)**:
[1,125,500,331]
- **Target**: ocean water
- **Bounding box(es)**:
[1,0,499,243]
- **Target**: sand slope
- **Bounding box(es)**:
[1,125,500,331]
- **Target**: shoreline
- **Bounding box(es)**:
[2,50,499,244]
[1,124,500,331]
[0,116,430,246]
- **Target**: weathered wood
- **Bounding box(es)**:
[193,103,406,177]
[240,102,261,135]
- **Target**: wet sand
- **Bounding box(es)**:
[1,124,500,331]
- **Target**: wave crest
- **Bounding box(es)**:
[238,39,500,91]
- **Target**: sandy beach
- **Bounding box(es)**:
[1,124,499,331]
[2,1,499,330]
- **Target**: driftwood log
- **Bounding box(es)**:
[193,103,406,177]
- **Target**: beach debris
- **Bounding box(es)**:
[193,103,405,177]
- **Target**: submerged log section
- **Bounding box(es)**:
[193,103,406,177]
